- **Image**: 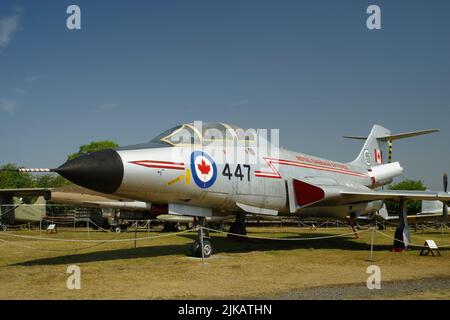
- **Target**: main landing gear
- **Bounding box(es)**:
[163,221,182,232]
[393,198,410,252]
[347,218,359,239]
[227,213,247,240]
[191,217,212,258]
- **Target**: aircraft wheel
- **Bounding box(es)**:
[203,240,212,257]
[191,240,212,258]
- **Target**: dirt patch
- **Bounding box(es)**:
[261,277,450,300]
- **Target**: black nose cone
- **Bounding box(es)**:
[55,149,124,194]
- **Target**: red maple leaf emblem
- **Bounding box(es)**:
[197,158,211,176]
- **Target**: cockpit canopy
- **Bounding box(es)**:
[151,122,259,147]
[116,122,271,151]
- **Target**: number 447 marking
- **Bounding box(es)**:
[222,164,251,181]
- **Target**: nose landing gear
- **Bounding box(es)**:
[191,239,212,258]
[191,217,212,258]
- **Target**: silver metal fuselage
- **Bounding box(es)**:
[112,145,381,219]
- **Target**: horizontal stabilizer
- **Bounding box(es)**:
[377,129,439,141]
[344,129,439,141]
[342,135,367,140]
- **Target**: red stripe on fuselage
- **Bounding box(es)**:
[256,158,367,179]
[129,160,185,170]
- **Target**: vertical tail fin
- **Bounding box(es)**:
[345,125,439,169]
[347,125,391,169]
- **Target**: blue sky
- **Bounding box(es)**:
[0,1,449,189]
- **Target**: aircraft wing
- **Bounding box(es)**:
[0,186,149,211]
[406,213,447,223]
[290,178,450,212]
[49,185,151,210]
[359,213,446,223]
[0,188,52,197]
[374,213,446,223]
[340,190,450,203]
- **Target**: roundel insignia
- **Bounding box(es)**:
[190,151,217,189]
[363,149,371,166]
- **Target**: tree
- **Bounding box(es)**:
[68,141,119,160]
[385,179,427,214]
[0,163,71,189]
[0,163,35,189]
[34,174,69,188]
[0,141,119,189]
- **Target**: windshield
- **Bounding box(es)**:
[150,122,258,147]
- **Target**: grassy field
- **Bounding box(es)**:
[0,225,449,299]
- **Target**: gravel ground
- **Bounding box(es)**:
[261,277,450,300]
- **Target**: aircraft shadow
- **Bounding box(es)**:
[14,231,412,266]
[16,244,189,266]
[179,233,395,254]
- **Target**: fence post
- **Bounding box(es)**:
[200,226,204,264]
[134,222,137,249]
[369,224,376,261]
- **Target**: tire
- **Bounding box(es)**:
[202,240,212,258]
[191,240,212,258]
[114,226,122,233]
[191,241,200,257]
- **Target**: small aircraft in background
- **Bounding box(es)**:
[358,174,449,224]
[6,122,450,257]
[419,175,449,220]
[0,188,47,228]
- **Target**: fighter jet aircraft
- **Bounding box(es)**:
[11,122,450,257]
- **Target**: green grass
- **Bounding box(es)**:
[0,225,449,299]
